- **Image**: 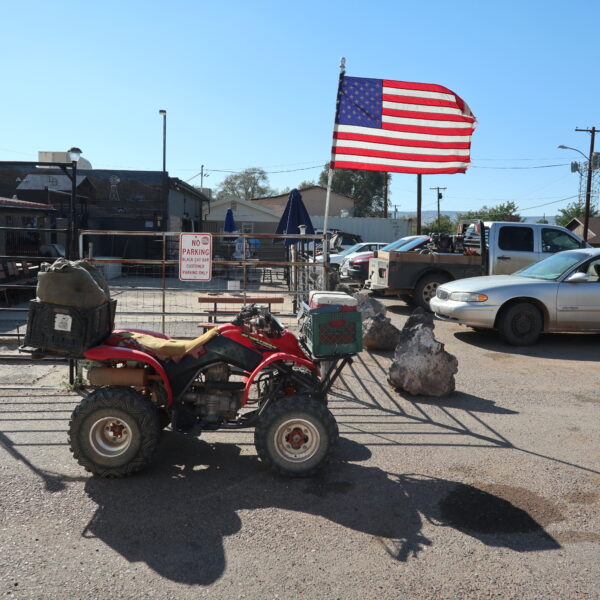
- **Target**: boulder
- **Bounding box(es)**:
[353,291,386,319]
[362,313,401,350]
[334,283,357,295]
[388,308,458,396]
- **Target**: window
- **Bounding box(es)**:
[341,234,358,245]
[542,228,581,253]
[498,226,533,252]
[579,258,600,282]
[241,223,254,234]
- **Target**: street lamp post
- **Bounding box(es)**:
[159,109,167,172]
[67,147,81,259]
[558,126,597,242]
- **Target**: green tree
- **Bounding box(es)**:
[297,180,316,189]
[318,165,387,216]
[457,201,521,222]
[215,168,274,201]
[555,197,599,227]
[423,214,456,234]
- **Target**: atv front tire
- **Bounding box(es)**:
[68,386,160,478]
[254,396,339,477]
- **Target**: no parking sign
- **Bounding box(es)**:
[179,233,212,281]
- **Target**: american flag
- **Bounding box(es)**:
[331,76,476,174]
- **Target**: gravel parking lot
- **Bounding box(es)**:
[0,299,598,600]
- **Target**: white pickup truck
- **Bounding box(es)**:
[367,221,588,310]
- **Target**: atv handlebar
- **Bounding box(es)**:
[232,304,284,336]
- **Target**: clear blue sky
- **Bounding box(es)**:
[2,0,598,217]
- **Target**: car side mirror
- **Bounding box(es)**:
[566,272,589,283]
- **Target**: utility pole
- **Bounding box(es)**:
[430,186,446,232]
[416,175,422,234]
[575,127,597,242]
[383,173,389,218]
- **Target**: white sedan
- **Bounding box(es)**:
[430,248,600,345]
[312,242,387,268]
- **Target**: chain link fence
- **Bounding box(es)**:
[0,229,331,355]
[79,230,326,337]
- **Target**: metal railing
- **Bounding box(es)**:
[0,229,331,344]
[77,230,327,336]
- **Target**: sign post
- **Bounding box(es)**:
[179,233,212,281]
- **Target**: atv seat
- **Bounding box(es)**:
[109,328,219,361]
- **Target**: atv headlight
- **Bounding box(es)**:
[449,292,488,302]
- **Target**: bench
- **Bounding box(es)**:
[197,294,285,325]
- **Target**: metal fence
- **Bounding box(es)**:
[78,230,326,337]
[0,228,332,345]
[0,225,68,344]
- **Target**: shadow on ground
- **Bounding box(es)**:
[454,330,600,360]
[384,302,414,317]
[82,436,560,585]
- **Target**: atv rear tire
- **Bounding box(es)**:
[68,386,160,478]
[254,396,339,477]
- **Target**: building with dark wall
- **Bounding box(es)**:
[0,197,57,256]
[0,165,210,259]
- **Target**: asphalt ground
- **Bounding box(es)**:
[0,299,598,599]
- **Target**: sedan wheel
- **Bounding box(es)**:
[498,301,543,346]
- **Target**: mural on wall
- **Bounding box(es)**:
[0,166,166,225]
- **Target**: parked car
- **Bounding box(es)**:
[341,235,430,282]
[369,221,587,310]
[430,248,600,345]
[312,230,364,256]
[313,242,387,269]
[330,231,363,253]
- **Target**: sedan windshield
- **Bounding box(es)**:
[514,251,588,280]
[381,236,421,252]
[339,243,363,256]
[397,236,429,252]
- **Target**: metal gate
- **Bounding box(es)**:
[78,230,326,337]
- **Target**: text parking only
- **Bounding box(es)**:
[179,233,212,281]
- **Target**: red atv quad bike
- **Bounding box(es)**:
[68,305,356,478]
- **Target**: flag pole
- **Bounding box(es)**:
[322,56,346,290]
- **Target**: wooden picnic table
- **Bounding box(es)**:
[197,293,285,325]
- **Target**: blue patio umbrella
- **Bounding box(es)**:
[223,208,238,242]
[275,189,315,246]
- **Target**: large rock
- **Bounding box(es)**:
[334,283,357,295]
[353,291,386,319]
[388,308,458,396]
[362,313,401,350]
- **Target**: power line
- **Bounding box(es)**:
[185,159,569,179]
[206,164,324,174]
[517,194,579,212]
[473,157,572,161]
[470,163,569,170]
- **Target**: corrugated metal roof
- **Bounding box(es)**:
[0,196,56,211]
[16,173,87,191]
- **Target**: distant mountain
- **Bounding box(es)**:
[392,210,556,225]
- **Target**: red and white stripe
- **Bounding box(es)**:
[331,80,476,174]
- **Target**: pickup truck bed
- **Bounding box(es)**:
[369,250,484,308]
